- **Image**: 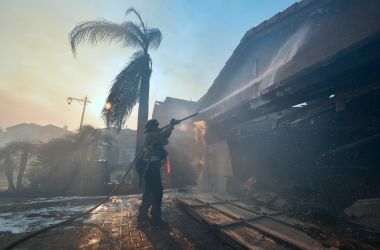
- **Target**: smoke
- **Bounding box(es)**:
[199,23,312,115]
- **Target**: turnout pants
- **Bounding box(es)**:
[139,162,163,221]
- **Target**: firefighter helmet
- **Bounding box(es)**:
[145,119,159,132]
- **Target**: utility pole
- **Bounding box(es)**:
[67,96,91,131]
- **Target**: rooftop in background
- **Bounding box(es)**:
[0,123,72,147]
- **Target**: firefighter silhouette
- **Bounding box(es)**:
[137,118,180,226]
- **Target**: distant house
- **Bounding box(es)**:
[114,129,136,164]
[0,123,72,147]
[102,128,136,166]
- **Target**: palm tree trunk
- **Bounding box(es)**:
[4,156,15,191]
[135,57,152,156]
[16,151,28,189]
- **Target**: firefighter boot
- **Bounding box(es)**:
[151,218,169,228]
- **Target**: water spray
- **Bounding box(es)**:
[160,112,199,130]
[198,23,312,116]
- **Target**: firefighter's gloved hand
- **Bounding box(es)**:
[170,118,181,125]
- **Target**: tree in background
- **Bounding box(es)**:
[29,137,76,194]
[0,144,17,191]
[0,141,36,191]
[69,8,162,155]
[12,141,37,189]
[28,125,115,195]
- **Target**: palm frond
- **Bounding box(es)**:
[69,19,140,55]
[123,22,145,48]
[146,28,162,50]
[101,51,150,129]
[126,8,146,33]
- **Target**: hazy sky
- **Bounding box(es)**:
[0,0,296,131]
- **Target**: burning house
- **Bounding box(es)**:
[160,0,380,248]
[194,0,380,208]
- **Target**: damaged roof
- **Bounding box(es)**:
[197,0,318,108]
[197,0,380,126]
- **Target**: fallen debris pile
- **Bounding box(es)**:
[344,198,380,233]
[177,193,380,249]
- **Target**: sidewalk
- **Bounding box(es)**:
[1,192,231,250]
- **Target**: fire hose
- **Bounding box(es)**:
[3,112,198,250]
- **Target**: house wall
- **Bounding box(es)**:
[226,88,380,210]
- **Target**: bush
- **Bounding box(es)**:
[26,126,111,195]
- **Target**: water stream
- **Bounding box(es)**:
[199,23,312,115]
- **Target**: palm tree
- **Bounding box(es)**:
[0,143,18,191]
[69,7,162,155]
[0,141,37,190]
[12,141,36,189]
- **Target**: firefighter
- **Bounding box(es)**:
[137,118,180,226]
